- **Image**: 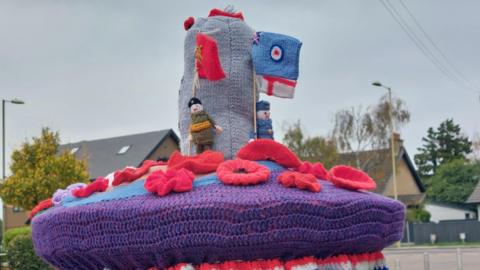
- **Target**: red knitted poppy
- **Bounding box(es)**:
[277,171,321,192]
[29,198,53,220]
[168,150,224,174]
[297,161,329,180]
[72,178,109,198]
[184,16,194,30]
[144,168,195,197]
[329,165,376,191]
[216,159,270,185]
[237,139,302,169]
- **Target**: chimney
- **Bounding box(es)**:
[392,132,403,155]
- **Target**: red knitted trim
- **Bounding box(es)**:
[29,198,53,220]
[168,150,224,174]
[237,139,302,168]
[144,168,195,197]
[329,165,376,191]
[72,178,109,198]
[216,159,270,185]
[112,160,165,186]
[297,161,329,180]
[155,251,385,270]
[208,8,244,20]
[277,171,321,192]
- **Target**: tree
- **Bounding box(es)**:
[332,94,410,170]
[414,119,472,176]
[426,159,480,204]
[0,128,88,210]
[283,121,338,168]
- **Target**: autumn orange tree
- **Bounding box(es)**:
[0,128,88,210]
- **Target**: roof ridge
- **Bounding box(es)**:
[60,129,171,146]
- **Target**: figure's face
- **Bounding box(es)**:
[190,103,203,114]
[257,110,270,120]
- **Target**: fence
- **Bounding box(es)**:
[384,247,478,270]
[410,220,480,244]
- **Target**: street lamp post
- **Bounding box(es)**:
[2,98,25,179]
[2,98,25,180]
[1,98,24,254]
[371,82,398,201]
[372,81,400,249]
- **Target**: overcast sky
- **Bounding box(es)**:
[1,0,479,175]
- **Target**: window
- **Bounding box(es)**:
[13,206,24,212]
[70,147,80,154]
[117,145,131,155]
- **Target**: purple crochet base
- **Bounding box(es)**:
[32,170,405,270]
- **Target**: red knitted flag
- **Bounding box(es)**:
[195,33,226,81]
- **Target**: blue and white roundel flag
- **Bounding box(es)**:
[252,32,302,98]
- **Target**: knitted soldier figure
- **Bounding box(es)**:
[188,97,222,154]
[256,100,274,139]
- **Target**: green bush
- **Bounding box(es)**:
[406,205,431,223]
[6,234,52,270]
[4,226,31,248]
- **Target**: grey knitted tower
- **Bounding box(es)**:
[178,10,256,159]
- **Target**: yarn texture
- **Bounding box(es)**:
[237,139,302,168]
[32,167,404,270]
[329,165,377,191]
[277,171,321,192]
[168,150,224,174]
[216,159,270,185]
[156,252,389,270]
[179,11,256,159]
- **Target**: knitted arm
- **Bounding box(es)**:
[207,114,216,127]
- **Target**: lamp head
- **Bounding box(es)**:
[11,99,25,105]
[372,81,382,87]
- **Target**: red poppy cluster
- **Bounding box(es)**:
[277,171,321,192]
[216,159,270,185]
[144,168,195,197]
[168,150,224,174]
[113,160,165,186]
[297,161,329,180]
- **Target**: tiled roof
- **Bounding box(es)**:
[59,129,179,178]
[467,181,480,203]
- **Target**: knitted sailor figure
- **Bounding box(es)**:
[256,101,274,139]
[188,97,222,154]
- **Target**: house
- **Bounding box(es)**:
[425,201,477,222]
[466,181,480,221]
[59,129,180,178]
[338,134,426,207]
[2,205,30,230]
[3,129,180,230]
